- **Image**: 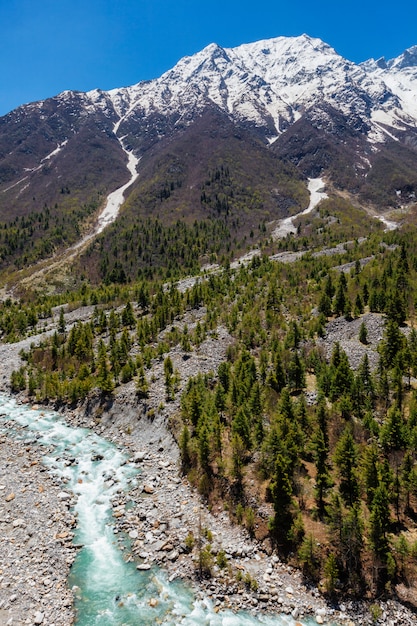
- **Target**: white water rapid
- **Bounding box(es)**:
[0,394,328,626]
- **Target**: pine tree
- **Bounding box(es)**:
[269,453,294,548]
[198,423,211,475]
[401,452,414,512]
[232,406,251,450]
[121,301,135,328]
[369,484,391,561]
[313,425,332,515]
[330,349,354,402]
[288,352,306,391]
[324,553,339,595]
[164,355,174,401]
[334,427,359,506]
[334,274,347,316]
[58,307,66,334]
[380,406,406,451]
[179,425,192,473]
[96,340,114,394]
[136,366,149,398]
[359,321,368,344]
[341,505,363,584]
[362,443,380,505]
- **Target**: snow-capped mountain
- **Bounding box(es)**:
[101,34,417,144]
[1,33,417,223]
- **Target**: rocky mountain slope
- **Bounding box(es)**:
[1,35,417,281]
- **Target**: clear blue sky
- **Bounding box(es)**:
[1,0,416,116]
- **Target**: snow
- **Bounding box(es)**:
[102,34,417,145]
[2,140,70,195]
[370,119,400,143]
[272,177,328,239]
[378,215,399,231]
[95,149,140,235]
[73,121,140,250]
[41,140,68,162]
[5,35,417,208]
[1,176,28,193]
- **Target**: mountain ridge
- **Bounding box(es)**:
[1,34,417,281]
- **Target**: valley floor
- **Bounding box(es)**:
[1,318,416,626]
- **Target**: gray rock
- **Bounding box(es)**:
[58,491,71,501]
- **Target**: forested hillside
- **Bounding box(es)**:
[3,210,417,604]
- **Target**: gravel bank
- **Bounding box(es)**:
[1,313,417,625]
[0,430,76,625]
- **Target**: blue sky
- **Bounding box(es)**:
[1,0,416,116]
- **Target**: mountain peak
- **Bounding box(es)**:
[388,44,417,69]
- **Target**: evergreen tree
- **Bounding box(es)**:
[380,406,406,451]
[380,318,406,369]
[341,505,363,584]
[269,453,294,548]
[401,452,414,512]
[330,349,354,402]
[136,366,149,398]
[96,340,114,394]
[359,321,368,344]
[313,425,332,515]
[334,273,347,316]
[232,406,251,450]
[198,423,211,475]
[287,352,306,391]
[318,291,332,317]
[334,427,359,506]
[324,553,339,595]
[58,307,66,334]
[164,355,174,400]
[121,301,135,328]
[179,425,192,473]
[369,484,391,565]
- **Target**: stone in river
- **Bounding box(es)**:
[5,493,15,502]
[33,612,44,624]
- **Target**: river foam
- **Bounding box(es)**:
[1,394,330,626]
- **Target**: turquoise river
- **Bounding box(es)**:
[0,393,337,626]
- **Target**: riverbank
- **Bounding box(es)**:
[61,389,417,626]
[1,327,417,625]
[0,428,76,625]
